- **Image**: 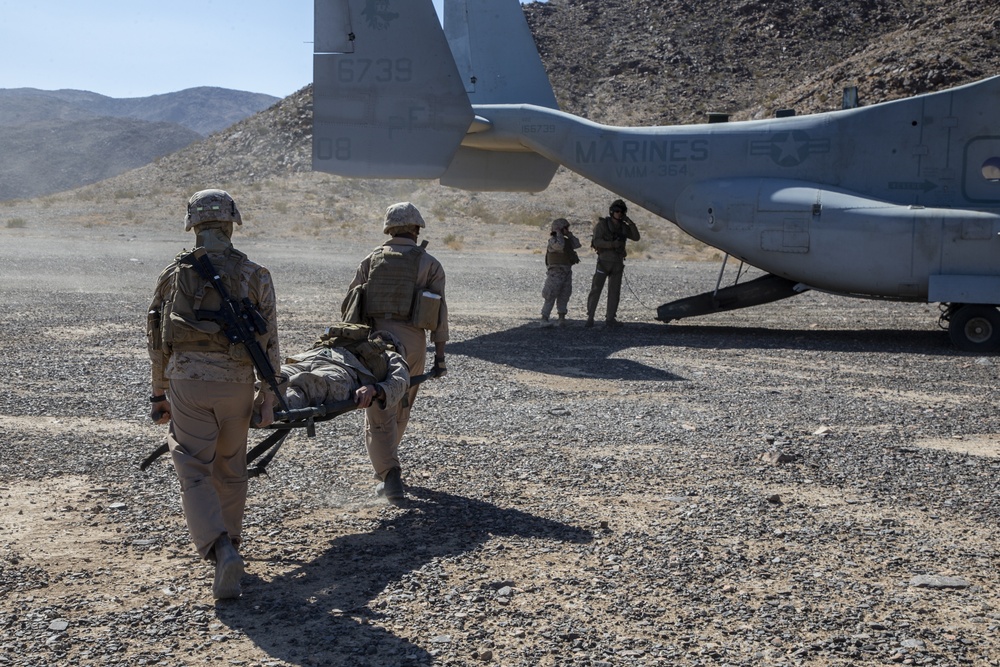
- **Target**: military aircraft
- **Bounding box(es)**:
[312,0,1000,351]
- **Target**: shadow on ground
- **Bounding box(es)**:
[216,486,592,666]
[447,321,952,379]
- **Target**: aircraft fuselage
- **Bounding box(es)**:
[465,77,1000,300]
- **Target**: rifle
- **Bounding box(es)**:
[185,247,289,413]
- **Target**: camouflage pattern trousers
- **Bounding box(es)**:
[541,265,574,318]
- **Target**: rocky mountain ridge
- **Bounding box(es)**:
[0,87,279,200]
[0,86,279,135]
[525,0,1000,125]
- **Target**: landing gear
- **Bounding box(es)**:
[944,304,1000,352]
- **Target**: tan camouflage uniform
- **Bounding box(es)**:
[542,219,581,320]
[280,344,410,410]
[148,237,280,559]
[348,236,448,478]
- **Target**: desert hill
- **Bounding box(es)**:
[4,0,999,254]
[527,0,1000,125]
[0,87,279,135]
[0,87,279,200]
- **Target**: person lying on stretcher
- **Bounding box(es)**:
[256,324,410,424]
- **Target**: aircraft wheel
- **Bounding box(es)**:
[948,304,1000,352]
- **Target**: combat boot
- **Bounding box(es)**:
[585,317,594,328]
[212,533,244,600]
[376,466,405,504]
[558,314,566,327]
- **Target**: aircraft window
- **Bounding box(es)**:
[983,157,1000,181]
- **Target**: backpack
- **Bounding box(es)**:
[160,246,248,355]
[310,322,373,350]
[310,322,393,381]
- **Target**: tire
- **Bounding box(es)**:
[948,304,1000,352]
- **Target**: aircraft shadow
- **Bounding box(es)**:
[654,322,950,355]
[447,321,952,380]
[447,322,687,381]
[215,486,592,666]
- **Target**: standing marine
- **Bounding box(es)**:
[585,198,640,327]
[540,217,581,326]
[146,189,282,600]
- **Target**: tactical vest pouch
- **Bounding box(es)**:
[310,322,372,350]
[351,340,389,381]
[411,289,442,330]
[146,306,163,358]
[340,283,365,324]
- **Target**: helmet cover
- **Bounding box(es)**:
[382,202,426,234]
[184,189,243,231]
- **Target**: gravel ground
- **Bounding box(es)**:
[0,224,998,667]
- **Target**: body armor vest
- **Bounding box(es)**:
[364,245,423,320]
[546,245,580,266]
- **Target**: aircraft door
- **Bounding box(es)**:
[674,178,814,260]
[675,179,765,259]
[938,212,1000,275]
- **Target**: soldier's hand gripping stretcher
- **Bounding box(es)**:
[150,396,171,425]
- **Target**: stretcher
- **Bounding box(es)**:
[139,372,432,476]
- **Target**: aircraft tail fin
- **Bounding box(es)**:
[444,0,557,108]
[312,0,473,179]
[440,0,559,192]
[312,0,558,191]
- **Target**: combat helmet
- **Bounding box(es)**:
[382,202,426,234]
[550,217,570,232]
[609,199,628,215]
[184,189,243,231]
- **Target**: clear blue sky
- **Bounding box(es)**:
[0,0,542,100]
